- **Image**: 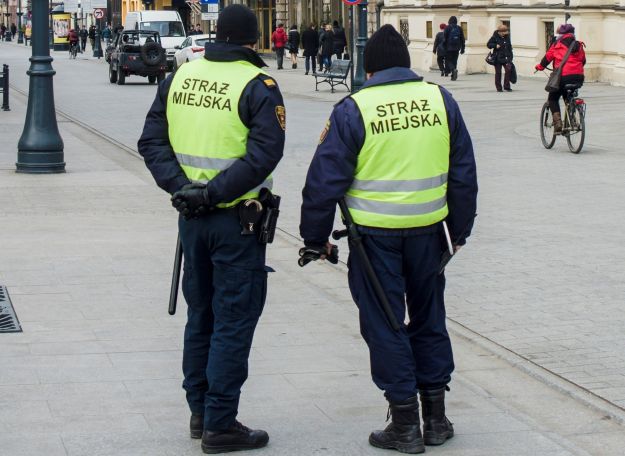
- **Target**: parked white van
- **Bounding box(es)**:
[125,10,186,71]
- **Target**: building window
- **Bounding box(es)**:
[426,21,432,39]
[461,21,468,41]
[400,18,410,45]
[544,21,555,50]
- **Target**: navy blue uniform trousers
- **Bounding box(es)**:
[179,209,267,431]
[347,231,454,402]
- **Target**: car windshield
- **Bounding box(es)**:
[141,21,184,37]
[194,38,212,47]
[121,32,160,45]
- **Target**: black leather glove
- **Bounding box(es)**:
[171,183,212,220]
[298,244,339,267]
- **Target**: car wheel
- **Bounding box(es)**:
[148,75,156,84]
[117,69,125,85]
[109,64,117,83]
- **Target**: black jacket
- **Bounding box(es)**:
[137,43,285,202]
[287,29,300,52]
[433,31,445,55]
[301,28,318,56]
[332,26,347,51]
[320,30,334,57]
[443,24,465,53]
[487,32,513,64]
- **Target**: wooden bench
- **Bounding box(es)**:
[313,59,351,93]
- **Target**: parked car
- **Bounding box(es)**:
[125,10,186,71]
[173,34,214,70]
[108,30,167,85]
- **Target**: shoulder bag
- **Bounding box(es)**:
[545,41,576,93]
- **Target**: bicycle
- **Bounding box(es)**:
[538,69,586,154]
[69,41,79,59]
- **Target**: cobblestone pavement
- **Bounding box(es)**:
[1,41,625,455]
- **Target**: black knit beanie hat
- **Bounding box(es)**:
[216,5,259,45]
[364,24,411,73]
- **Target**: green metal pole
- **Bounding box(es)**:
[352,0,368,93]
[16,0,65,174]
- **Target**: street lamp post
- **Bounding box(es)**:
[48,1,54,49]
[93,22,103,58]
[16,0,65,174]
[352,0,368,93]
[16,0,24,44]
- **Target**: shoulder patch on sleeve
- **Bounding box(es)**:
[319,119,331,145]
[275,105,286,130]
[258,74,278,89]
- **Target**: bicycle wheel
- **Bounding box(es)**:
[540,103,556,149]
[566,104,585,154]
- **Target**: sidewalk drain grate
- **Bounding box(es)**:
[0,286,22,333]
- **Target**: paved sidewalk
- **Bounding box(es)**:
[2,86,625,455]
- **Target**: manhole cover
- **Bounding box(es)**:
[0,286,21,333]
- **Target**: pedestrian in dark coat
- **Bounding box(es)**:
[487,24,513,91]
[88,25,96,49]
[317,22,326,68]
[10,23,17,38]
[443,16,465,80]
[79,26,88,52]
[319,24,334,71]
[332,20,347,60]
[301,23,318,75]
[287,24,300,69]
[433,23,447,76]
[0,25,6,41]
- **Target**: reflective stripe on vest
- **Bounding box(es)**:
[166,58,272,208]
[348,81,450,228]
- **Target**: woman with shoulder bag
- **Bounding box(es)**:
[535,24,586,133]
[487,24,514,92]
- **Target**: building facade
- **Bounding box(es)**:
[380,0,625,85]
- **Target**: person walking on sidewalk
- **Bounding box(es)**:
[79,26,88,52]
[443,16,465,81]
[138,5,285,454]
[433,23,447,76]
[487,24,514,92]
[319,24,334,72]
[88,25,96,49]
[299,25,477,454]
[101,23,112,48]
[271,23,287,69]
[332,20,347,60]
[287,24,300,69]
[301,23,318,75]
[10,23,17,39]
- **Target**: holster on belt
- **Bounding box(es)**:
[257,188,281,244]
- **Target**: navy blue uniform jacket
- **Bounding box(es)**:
[300,67,477,246]
[138,43,285,205]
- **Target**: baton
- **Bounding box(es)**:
[168,233,183,316]
[332,199,401,332]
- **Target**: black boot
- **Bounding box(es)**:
[419,388,454,446]
[201,421,269,454]
[190,414,203,439]
[369,396,425,454]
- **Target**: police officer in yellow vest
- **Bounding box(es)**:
[138,5,285,454]
[300,25,477,454]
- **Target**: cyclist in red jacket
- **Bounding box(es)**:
[535,24,586,133]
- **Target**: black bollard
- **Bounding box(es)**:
[1,65,10,111]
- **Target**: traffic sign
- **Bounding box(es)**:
[342,0,362,5]
[201,12,218,21]
[93,9,104,20]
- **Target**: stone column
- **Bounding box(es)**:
[276,0,288,25]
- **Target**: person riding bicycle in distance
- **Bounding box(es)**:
[68,28,79,48]
[535,24,586,134]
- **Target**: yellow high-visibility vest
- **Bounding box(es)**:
[347,81,450,228]
[167,58,272,207]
